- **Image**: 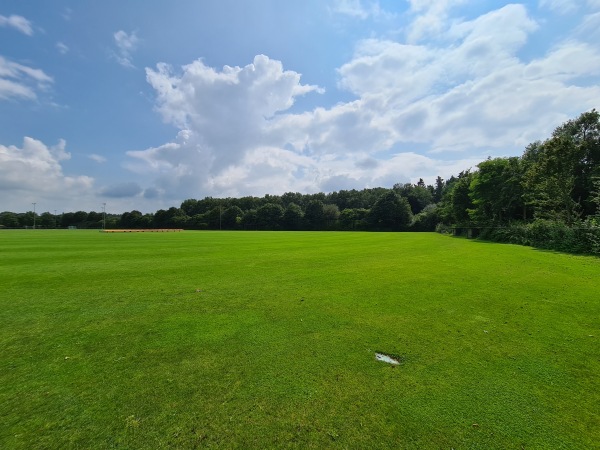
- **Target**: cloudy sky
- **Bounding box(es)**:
[1,0,599,213]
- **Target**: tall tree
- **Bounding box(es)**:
[304,200,325,230]
[282,203,304,230]
[368,190,412,231]
[469,157,524,224]
[256,203,284,230]
[221,206,243,229]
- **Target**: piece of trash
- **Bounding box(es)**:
[64,356,70,360]
[484,330,488,333]
[195,289,203,293]
[375,352,401,365]
[472,423,480,428]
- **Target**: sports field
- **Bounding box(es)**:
[1,230,598,448]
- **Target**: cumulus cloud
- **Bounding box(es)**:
[113,30,139,68]
[127,55,323,199]
[126,3,600,202]
[56,42,69,55]
[0,14,33,35]
[0,55,53,101]
[330,0,387,19]
[406,0,467,42]
[88,153,106,163]
[539,0,579,14]
[0,137,94,210]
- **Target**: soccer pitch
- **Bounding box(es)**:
[1,230,598,448]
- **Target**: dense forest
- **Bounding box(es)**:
[2,110,599,254]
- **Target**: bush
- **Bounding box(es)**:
[435,223,453,234]
[472,220,600,255]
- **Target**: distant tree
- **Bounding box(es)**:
[304,200,325,230]
[237,196,262,211]
[280,192,304,209]
[394,183,433,214]
[180,199,199,216]
[410,204,439,231]
[72,211,88,224]
[368,190,412,231]
[339,208,369,230]
[433,176,445,203]
[469,157,524,224]
[448,171,474,225]
[39,212,55,228]
[241,209,258,230]
[323,204,340,228]
[0,212,19,228]
[256,203,284,230]
[120,210,143,228]
[140,214,154,228]
[222,206,243,229]
[282,203,304,230]
[523,110,600,223]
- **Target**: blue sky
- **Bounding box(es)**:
[1,0,599,213]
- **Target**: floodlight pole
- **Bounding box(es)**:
[32,202,36,229]
[102,203,106,230]
[54,210,57,229]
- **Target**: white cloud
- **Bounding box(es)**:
[125,3,600,203]
[406,0,467,42]
[539,0,579,14]
[0,14,33,35]
[330,0,387,19]
[56,42,69,55]
[333,3,597,154]
[0,55,53,101]
[0,137,95,211]
[113,30,139,68]
[89,153,106,163]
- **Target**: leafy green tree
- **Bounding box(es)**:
[368,190,412,231]
[0,212,19,228]
[448,171,474,225]
[433,176,445,203]
[394,183,434,214]
[180,199,199,216]
[153,207,187,228]
[282,203,304,230]
[339,208,369,230]
[304,200,325,230]
[222,206,243,229]
[256,203,284,230]
[323,204,340,228]
[523,110,600,223]
[241,209,258,230]
[469,157,524,224]
[39,212,56,228]
[120,210,143,228]
[281,192,305,209]
[410,204,439,231]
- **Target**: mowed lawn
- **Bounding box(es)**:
[0,231,598,449]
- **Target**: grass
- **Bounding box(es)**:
[0,230,598,449]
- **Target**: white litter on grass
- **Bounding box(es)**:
[375,353,401,365]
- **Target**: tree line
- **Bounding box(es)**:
[2,110,598,253]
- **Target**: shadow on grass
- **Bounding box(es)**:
[452,235,599,258]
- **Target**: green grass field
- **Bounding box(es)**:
[1,230,598,449]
